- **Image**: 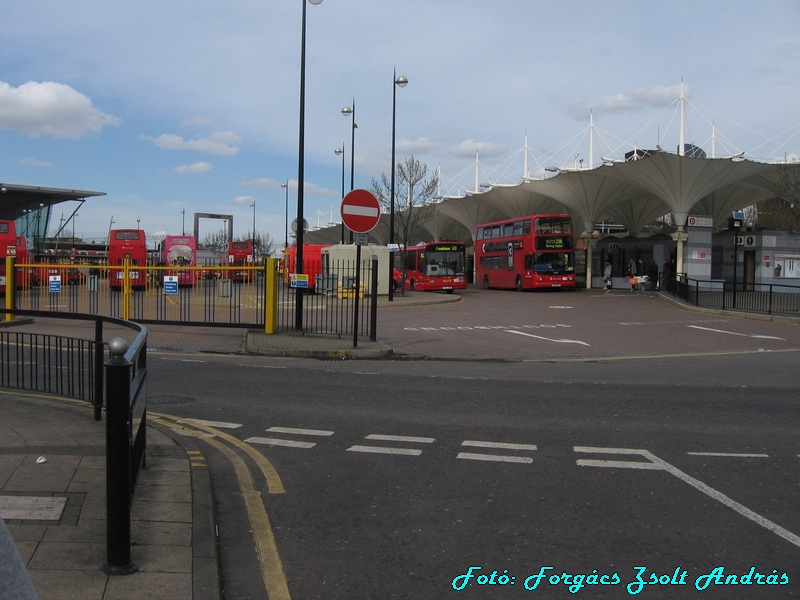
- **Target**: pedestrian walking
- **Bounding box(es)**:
[603,259,613,293]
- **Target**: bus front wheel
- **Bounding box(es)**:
[515,276,522,291]
[482,275,490,289]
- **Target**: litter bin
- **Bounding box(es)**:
[219,279,231,297]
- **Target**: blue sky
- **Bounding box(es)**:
[2,0,799,249]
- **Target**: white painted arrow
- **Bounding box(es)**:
[687,325,784,340]
[507,329,590,346]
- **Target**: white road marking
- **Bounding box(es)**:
[347,445,421,456]
[576,459,661,470]
[365,434,435,444]
[687,325,784,340]
[575,446,800,548]
[246,437,316,449]
[267,427,334,437]
[687,452,769,458]
[183,419,242,429]
[462,440,538,451]
[457,452,533,464]
[506,329,590,346]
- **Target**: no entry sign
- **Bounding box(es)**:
[341,189,380,233]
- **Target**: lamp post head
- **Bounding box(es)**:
[395,75,408,88]
[341,106,353,118]
[334,148,343,156]
[308,0,323,4]
[281,182,288,189]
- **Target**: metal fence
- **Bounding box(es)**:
[665,276,800,317]
[7,257,378,336]
[277,256,377,337]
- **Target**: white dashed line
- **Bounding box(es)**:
[365,434,435,444]
[347,445,422,456]
[462,440,537,451]
[687,452,769,458]
[245,437,316,449]
[456,452,533,464]
[267,427,334,437]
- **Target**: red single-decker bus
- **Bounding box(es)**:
[475,214,575,291]
[395,242,467,293]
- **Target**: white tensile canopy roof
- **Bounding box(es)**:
[305,151,788,245]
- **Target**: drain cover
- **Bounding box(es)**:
[0,496,67,521]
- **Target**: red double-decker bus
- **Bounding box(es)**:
[0,220,17,294]
[160,235,197,287]
[475,214,576,291]
[109,229,147,290]
[395,242,467,293]
[227,240,254,282]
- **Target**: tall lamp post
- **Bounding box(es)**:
[341,101,356,244]
[249,200,256,259]
[280,181,289,249]
[388,69,408,301]
[334,145,345,243]
[295,0,323,331]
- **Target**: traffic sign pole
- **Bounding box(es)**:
[340,190,380,349]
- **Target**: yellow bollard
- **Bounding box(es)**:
[4,256,14,322]
[264,258,278,334]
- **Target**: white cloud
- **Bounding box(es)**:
[143,131,240,156]
[173,161,213,174]
[0,81,120,139]
[18,156,51,168]
[450,139,508,159]
[232,195,257,204]
[567,84,686,119]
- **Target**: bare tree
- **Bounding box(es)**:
[370,155,439,247]
[754,160,800,232]
[201,228,275,259]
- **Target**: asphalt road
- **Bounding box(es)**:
[149,287,800,599]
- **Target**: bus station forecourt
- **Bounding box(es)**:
[2,281,800,599]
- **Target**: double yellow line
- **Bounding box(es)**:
[150,412,290,600]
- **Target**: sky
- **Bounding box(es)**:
[2,0,800,250]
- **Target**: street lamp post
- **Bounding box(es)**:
[388,69,408,301]
[250,200,256,259]
[281,181,289,249]
[341,101,356,191]
[334,145,345,243]
[341,100,356,244]
[295,0,323,331]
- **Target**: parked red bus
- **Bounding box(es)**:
[109,229,147,290]
[15,235,40,288]
[0,220,17,293]
[475,214,575,290]
[395,242,467,293]
[281,243,328,290]
[160,235,197,286]
[227,240,254,282]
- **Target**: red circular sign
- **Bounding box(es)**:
[340,189,381,233]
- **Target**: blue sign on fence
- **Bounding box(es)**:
[163,276,178,295]
[48,275,62,293]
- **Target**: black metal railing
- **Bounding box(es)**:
[0,308,148,575]
[277,256,378,337]
[667,276,800,317]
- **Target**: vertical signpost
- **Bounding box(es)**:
[340,189,381,348]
